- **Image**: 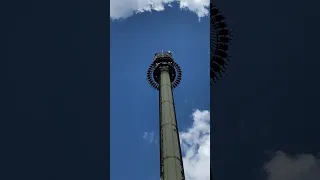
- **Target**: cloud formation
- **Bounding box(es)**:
[264,151,320,180]
[180,109,210,180]
[143,131,157,143]
[110,0,210,20]
[142,109,210,179]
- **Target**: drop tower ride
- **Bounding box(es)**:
[147,51,185,180]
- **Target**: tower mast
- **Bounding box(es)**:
[147,51,185,180]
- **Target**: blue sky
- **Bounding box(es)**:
[110,1,210,180]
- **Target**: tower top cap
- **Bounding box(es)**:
[148,51,182,90]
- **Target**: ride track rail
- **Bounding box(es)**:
[211,3,233,85]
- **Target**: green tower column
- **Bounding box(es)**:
[159,66,184,180]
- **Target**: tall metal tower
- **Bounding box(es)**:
[147,51,185,180]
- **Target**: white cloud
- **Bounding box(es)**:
[180,109,210,180]
[110,0,210,20]
[264,151,320,180]
[143,131,157,143]
[142,109,210,179]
